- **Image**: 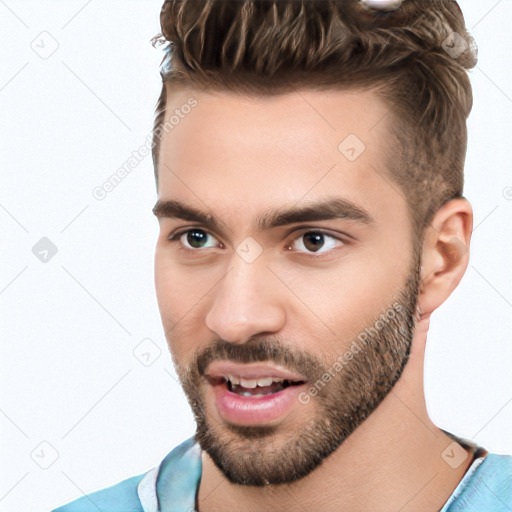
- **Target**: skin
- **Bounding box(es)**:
[153,86,474,512]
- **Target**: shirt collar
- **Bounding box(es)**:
[156,437,202,512]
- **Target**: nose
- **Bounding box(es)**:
[205,256,286,344]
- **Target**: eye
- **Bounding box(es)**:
[168,228,221,250]
[167,228,345,255]
[289,230,343,255]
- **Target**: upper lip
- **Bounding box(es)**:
[205,361,307,383]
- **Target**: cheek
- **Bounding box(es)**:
[154,248,220,343]
[154,254,194,363]
[271,251,406,346]
[154,249,193,327]
[154,252,172,312]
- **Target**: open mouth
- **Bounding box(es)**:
[205,366,309,425]
[225,377,305,397]
[206,374,306,397]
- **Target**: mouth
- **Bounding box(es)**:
[204,362,309,425]
[209,375,306,397]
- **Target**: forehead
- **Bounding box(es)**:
[160,86,390,161]
[157,86,403,225]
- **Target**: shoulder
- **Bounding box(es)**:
[476,453,512,494]
[472,453,512,491]
[448,453,512,511]
[51,473,146,512]
[50,437,200,512]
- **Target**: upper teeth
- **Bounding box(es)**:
[226,376,284,388]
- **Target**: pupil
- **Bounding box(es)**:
[187,229,207,248]
[303,232,324,252]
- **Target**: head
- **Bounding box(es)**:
[151,0,476,486]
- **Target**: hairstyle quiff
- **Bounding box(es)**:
[151,0,477,236]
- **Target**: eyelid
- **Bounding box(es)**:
[166,226,349,255]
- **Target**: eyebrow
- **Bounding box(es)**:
[152,197,374,233]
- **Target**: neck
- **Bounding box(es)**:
[197,315,475,512]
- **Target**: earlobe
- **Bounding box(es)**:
[417,198,473,316]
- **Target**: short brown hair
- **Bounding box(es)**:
[151,0,477,236]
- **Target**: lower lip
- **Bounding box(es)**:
[211,382,308,426]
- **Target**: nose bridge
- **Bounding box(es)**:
[205,252,285,343]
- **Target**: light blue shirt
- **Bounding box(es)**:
[51,436,512,512]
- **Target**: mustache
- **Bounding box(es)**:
[195,337,325,381]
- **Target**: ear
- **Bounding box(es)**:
[417,198,473,316]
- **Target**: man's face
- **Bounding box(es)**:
[154,87,422,486]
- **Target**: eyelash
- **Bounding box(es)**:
[166,228,348,257]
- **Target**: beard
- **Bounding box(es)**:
[175,248,422,487]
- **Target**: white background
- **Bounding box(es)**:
[0,1,511,511]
